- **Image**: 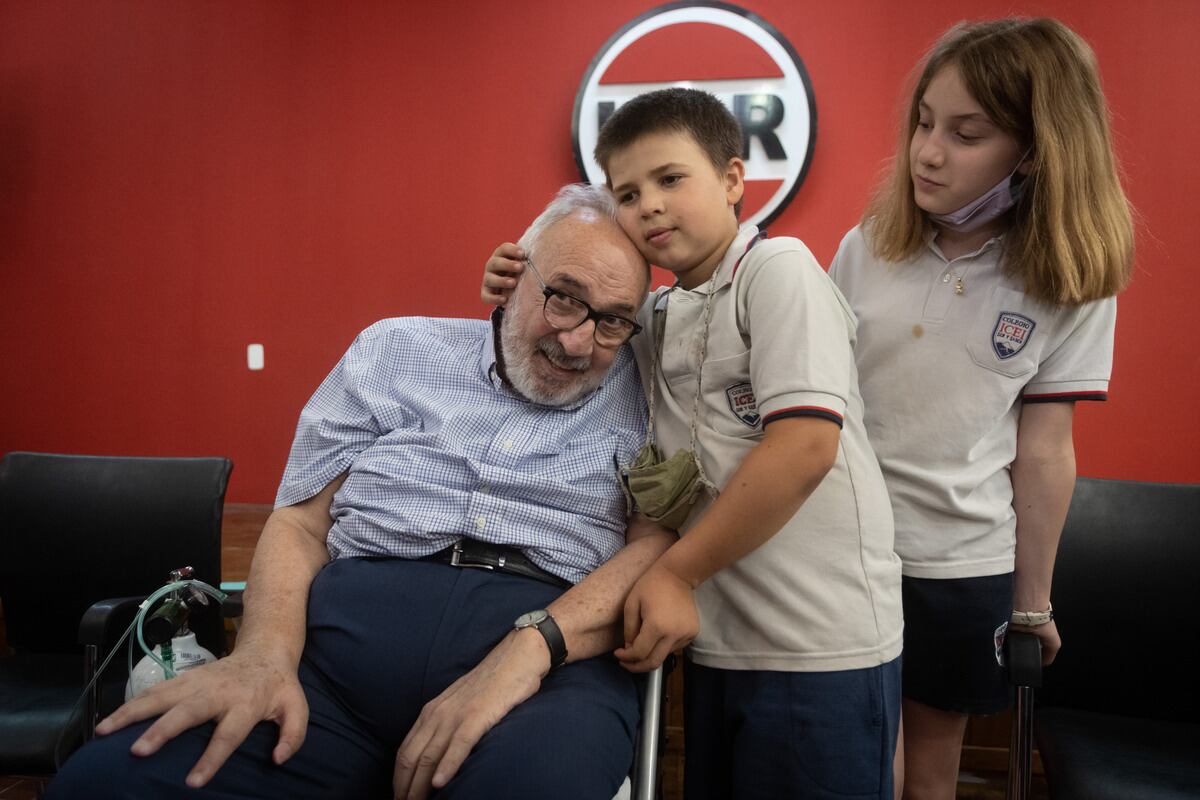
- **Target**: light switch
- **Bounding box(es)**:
[247,343,265,370]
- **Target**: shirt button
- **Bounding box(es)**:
[475,516,486,530]
[479,485,490,495]
[504,439,514,450]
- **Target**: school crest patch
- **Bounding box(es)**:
[992,312,1036,359]
[725,382,760,428]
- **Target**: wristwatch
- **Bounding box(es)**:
[513,609,568,670]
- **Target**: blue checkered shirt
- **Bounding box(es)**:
[275,316,648,584]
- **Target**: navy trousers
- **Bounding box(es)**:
[47,558,639,799]
[682,655,901,800]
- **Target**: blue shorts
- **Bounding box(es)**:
[47,557,639,800]
[683,655,901,800]
[901,573,1013,714]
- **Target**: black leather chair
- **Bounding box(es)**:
[1008,477,1200,800]
[0,452,232,776]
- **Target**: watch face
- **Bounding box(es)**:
[514,609,549,628]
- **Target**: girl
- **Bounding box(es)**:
[827,17,1133,799]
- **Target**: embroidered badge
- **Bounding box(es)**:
[725,382,760,428]
[992,312,1036,359]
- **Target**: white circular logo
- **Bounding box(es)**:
[573,2,816,229]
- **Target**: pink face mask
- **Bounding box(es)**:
[929,149,1032,234]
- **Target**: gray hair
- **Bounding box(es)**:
[516,183,617,258]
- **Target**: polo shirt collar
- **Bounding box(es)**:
[687,225,763,295]
[925,228,1004,263]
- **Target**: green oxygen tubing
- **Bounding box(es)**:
[53,576,229,769]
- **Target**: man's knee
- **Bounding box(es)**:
[46,721,185,800]
[443,661,639,800]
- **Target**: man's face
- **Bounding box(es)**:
[500,211,647,406]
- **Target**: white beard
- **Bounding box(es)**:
[499,307,602,407]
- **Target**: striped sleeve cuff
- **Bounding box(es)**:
[764,405,844,428]
[1022,390,1108,404]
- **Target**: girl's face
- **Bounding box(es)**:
[909,65,1028,218]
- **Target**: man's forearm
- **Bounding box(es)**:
[234,476,345,667]
[546,523,676,662]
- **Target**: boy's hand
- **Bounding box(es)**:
[481,242,525,306]
[615,562,699,672]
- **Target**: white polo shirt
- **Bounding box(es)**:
[829,225,1115,579]
[631,226,903,672]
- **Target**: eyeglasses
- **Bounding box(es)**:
[523,257,642,348]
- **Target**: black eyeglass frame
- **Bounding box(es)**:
[523,257,643,347]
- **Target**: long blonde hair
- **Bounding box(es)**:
[864,18,1133,306]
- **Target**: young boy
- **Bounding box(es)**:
[484,88,902,799]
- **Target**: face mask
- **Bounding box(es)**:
[929,149,1032,234]
[623,442,711,530]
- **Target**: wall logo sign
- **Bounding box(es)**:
[572,2,816,229]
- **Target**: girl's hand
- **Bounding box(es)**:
[615,562,699,672]
[1010,618,1062,666]
[481,242,525,306]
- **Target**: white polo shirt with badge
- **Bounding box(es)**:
[829,224,1115,580]
[631,226,903,673]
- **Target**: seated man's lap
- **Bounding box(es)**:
[46,659,392,800]
[443,652,639,800]
[311,558,639,796]
[49,558,639,798]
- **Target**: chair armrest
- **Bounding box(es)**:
[220,591,244,618]
[78,595,146,648]
[1006,630,1043,688]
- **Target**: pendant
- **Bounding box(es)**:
[954,277,965,295]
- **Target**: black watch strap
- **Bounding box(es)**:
[515,610,568,670]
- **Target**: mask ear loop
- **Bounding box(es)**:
[646,232,767,501]
[642,300,666,454]
[639,278,718,501]
[686,273,720,499]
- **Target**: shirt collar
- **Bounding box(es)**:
[925,228,1004,263]
[481,307,504,387]
[686,224,763,296]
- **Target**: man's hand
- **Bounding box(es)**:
[481,242,525,306]
[94,647,307,788]
[392,628,548,800]
[615,561,699,673]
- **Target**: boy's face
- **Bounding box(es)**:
[607,130,744,290]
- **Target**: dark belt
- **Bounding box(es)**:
[420,538,571,589]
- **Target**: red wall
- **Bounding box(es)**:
[2,1,1197,502]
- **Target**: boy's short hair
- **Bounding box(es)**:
[594,88,744,217]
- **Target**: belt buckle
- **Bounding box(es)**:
[450,540,495,571]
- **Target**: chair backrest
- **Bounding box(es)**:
[0,452,232,653]
[1039,477,1200,722]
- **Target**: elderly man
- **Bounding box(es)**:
[48,184,672,800]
